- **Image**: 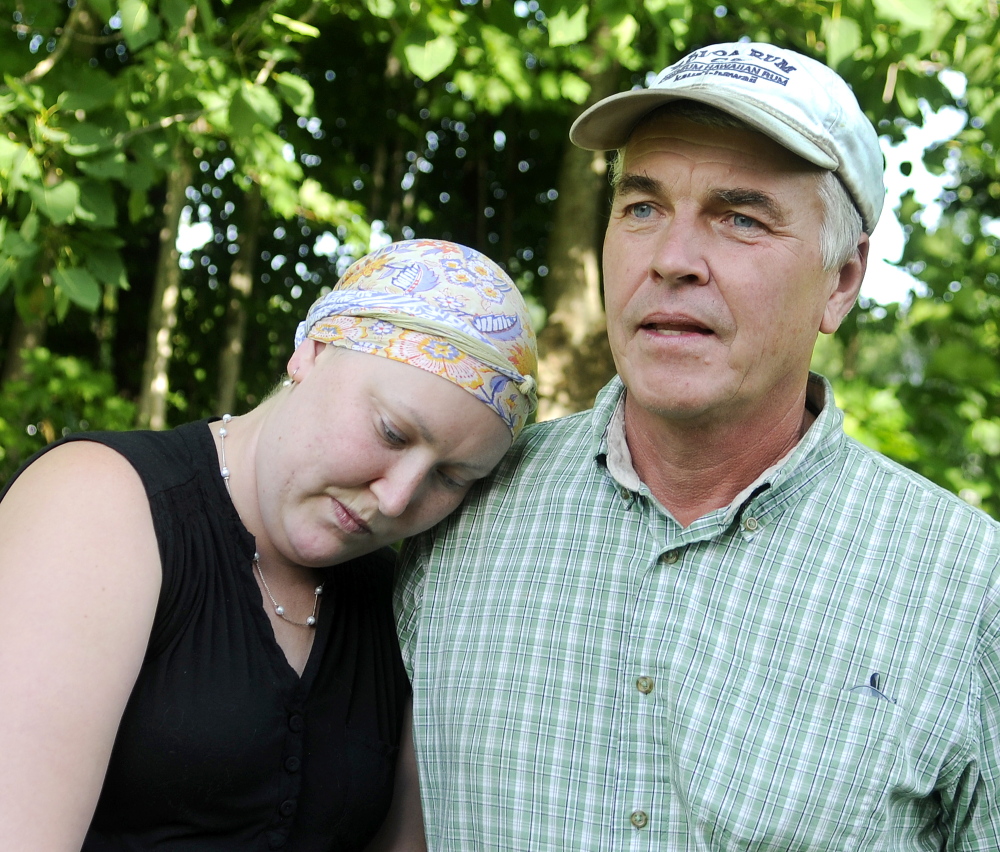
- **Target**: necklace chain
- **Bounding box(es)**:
[218,414,323,628]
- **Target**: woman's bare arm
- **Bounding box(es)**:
[364,698,427,852]
[0,442,161,849]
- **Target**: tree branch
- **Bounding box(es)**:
[20,3,87,85]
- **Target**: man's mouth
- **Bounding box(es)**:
[642,321,713,336]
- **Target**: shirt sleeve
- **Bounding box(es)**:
[393,535,428,682]
[953,579,1000,848]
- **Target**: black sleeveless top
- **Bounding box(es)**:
[3,421,410,851]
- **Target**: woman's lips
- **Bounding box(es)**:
[331,498,372,534]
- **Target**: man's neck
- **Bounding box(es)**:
[623,391,815,528]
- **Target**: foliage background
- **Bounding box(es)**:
[1,0,999,518]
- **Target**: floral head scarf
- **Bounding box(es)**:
[295,239,538,437]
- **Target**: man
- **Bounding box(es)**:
[396,42,1000,849]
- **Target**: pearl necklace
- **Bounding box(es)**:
[218,414,324,627]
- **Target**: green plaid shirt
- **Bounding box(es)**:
[396,374,1000,850]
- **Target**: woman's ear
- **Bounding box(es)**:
[820,233,869,335]
[285,338,326,382]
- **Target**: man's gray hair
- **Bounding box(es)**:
[609,101,863,271]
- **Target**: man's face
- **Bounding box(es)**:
[603,114,860,433]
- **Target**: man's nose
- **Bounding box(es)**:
[649,211,710,287]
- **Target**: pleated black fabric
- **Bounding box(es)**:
[4,421,409,851]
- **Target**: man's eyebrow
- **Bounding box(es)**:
[613,172,663,199]
[711,188,786,223]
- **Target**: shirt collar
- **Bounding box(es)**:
[595,373,846,525]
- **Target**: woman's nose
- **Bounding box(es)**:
[370,462,426,518]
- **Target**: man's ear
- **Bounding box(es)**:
[285,338,326,382]
[820,233,869,335]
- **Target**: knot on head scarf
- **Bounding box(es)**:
[295,239,539,437]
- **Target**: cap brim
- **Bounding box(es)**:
[570,88,838,174]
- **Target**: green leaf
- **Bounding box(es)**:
[52,266,102,311]
[161,0,192,31]
[272,13,321,39]
[78,152,127,180]
[274,72,315,117]
[0,91,16,116]
[548,6,588,48]
[229,83,282,136]
[76,181,117,229]
[945,0,981,20]
[873,0,934,32]
[560,72,590,104]
[36,122,70,145]
[366,0,396,18]
[824,17,861,70]
[403,34,457,82]
[85,248,129,290]
[64,123,113,157]
[0,137,42,188]
[119,0,162,52]
[1,228,39,259]
[926,341,998,386]
[29,181,80,225]
[60,72,117,112]
[87,0,115,23]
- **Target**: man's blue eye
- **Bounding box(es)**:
[733,214,757,228]
[629,203,654,219]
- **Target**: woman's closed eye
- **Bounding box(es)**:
[380,419,407,447]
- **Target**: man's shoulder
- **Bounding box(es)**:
[838,434,1000,535]
[496,408,599,474]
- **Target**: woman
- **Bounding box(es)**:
[0,239,537,851]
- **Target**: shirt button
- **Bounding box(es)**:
[660,549,680,565]
[279,799,296,817]
[284,756,301,772]
[288,714,304,732]
[267,834,286,849]
[636,676,654,694]
[630,810,649,829]
[743,516,760,532]
[619,486,631,500]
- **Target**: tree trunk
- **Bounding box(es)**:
[215,183,263,415]
[136,143,192,429]
[535,61,620,421]
[1,310,46,384]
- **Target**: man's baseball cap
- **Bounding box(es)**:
[570,42,885,233]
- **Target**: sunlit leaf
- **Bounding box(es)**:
[548,6,588,48]
[366,0,395,18]
[275,72,314,117]
[404,34,457,81]
[272,13,321,39]
[230,83,282,136]
[119,0,162,51]
[824,17,861,70]
[52,267,102,312]
[29,181,80,225]
[873,0,934,32]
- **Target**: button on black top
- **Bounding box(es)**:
[288,714,304,732]
[284,756,301,773]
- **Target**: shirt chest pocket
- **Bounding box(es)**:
[670,664,901,849]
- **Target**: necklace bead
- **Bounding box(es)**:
[219,417,323,628]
